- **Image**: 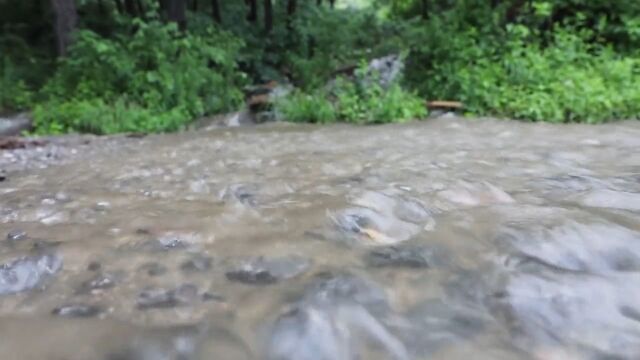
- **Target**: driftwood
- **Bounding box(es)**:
[426,100,464,110]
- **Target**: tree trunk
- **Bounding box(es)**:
[421,0,428,19]
[286,0,296,29]
[263,0,273,33]
[328,0,334,8]
[287,0,296,16]
[168,0,187,30]
[506,0,527,23]
[245,0,257,23]
[158,0,167,17]
[191,0,197,11]
[124,0,136,16]
[135,0,145,17]
[211,0,221,23]
[51,0,77,56]
[114,0,124,14]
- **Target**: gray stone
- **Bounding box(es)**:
[52,303,103,318]
[136,284,199,310]
[366,244,441,268]
[226,256,311,285]
[0,252,62,295]
[0,113,31,136]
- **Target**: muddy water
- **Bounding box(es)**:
[0,117,639,360]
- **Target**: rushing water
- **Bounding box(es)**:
[0,117,639,360]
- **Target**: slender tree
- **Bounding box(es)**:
[124,0,136,16]
[51,0,77,56]
[264,0,273,33]
[245,0,257,23]
[421,0,428,19]
[211,0,221,23]
[287,0,296,16]
[286,0,296,29]
[135,0,145,17]
[167,0,187,30]
[114,0,124,14]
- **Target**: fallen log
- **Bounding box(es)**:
[426,100,464,111]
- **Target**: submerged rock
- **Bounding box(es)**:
[181,255,213,273]
[136,284,199,310]
[52,303,103,318]
[327,190,433,247]
[219,184,259,207]
[266,272,408,360]
[489,270,640,359]
[438,181,514,208]
[0,252,62,295]
[400,299,488,356]
[365,243,446,268]
[578,189,640,212]
[226,256,310,285]
[77,273,118,294]
[496,221,640,275]
[138,262,168,277]
[5,229,27,243]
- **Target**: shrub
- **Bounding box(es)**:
[276,73,427,124]
[32,99,188,135]
[276,91,336,123]
[457,26,640,123]
[0,58,34,113]
[35,19,246,134]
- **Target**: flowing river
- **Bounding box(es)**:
[1,117,639,360]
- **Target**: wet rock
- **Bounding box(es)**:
[496,221,640,275]
[266,273,408,360]
[303,272,390,314]
[219,184,259,207]
[52,303,103,318]
[400,300,488,356]
[138,262,168,277]
[489,270,640,359]
[6,229,27,242]
[202,292,225,302]
[0,113,32,136]
[110,323,251,360]
[438,181,514,207]
[180,255,213,273]
[78,273,118,294]
[87,261,102,271]
[328,191,433,247]
[226,256,310,285]
[135,232,200,252]
[365,244,444,268]
[136,284,199,310]
[579,189,640,212]
[0,252,62,295]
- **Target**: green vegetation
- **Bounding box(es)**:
[34,19,244,133]
[278,69,426,124]
[1,0,640,133]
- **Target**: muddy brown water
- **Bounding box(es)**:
[0,117,639,360]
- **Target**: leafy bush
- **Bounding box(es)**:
[32,99,188,134]
[35,18,246,134]
[277,74,427,124]
[0,58,34,113]
[276,91,336,123]
[457,26,640,123]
